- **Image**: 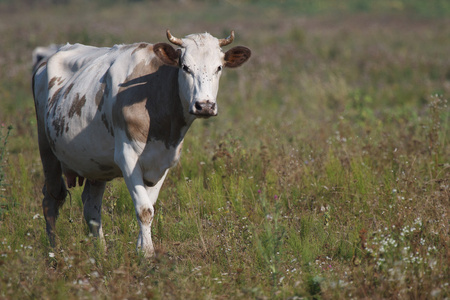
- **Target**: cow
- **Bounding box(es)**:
[32,30,251,257]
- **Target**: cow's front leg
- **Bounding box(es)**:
[139,169,169,253]
[115,143,166,257]
[123,170,155,256]
[132,171,168,257]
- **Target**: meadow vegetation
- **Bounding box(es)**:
[0,0,449,298]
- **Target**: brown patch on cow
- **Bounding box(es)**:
[48,77,64,90]
[68,93,86,118]
[48,77,58,90]
[131,43,152,56]
[138,207,153,225]
[114,57,187,148]
[121,97,150,144]
[95,82,106,110]
[63,83,74,99]
[52,115,66,137]
[48,86,63,110]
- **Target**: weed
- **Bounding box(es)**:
[254,191,286,294]
[0,124,13,220]
[427,94,448,159]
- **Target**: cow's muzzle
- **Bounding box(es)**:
[191,100,217,117]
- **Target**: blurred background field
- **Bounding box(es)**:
[0,0,449,299]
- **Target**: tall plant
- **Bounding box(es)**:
[0,124,13,218]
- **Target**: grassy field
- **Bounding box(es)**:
[0,0,449,298]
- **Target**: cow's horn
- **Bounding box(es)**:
[219,31,234,47]
[166,30,184,47]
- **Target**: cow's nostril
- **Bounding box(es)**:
[195,101,203,111]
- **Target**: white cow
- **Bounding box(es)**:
[33,30,251,257]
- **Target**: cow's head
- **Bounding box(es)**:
[153,30,251,118]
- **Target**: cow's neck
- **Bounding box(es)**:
[145,66,194,149]
[117,64,194,150]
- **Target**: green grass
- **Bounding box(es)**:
[0,0,449,299]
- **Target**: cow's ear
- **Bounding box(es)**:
[154,43,181,67]
[224,46,251,68]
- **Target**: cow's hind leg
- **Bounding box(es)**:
[82,180,107,244]
[40,150,68,247]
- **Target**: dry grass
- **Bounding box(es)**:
[0,1,449,299]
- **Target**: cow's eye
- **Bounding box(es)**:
[182,64,191,74]
[217,65,223,73]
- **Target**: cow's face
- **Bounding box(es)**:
[154,31,251,118]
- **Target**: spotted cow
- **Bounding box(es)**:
[32,30,251,257]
